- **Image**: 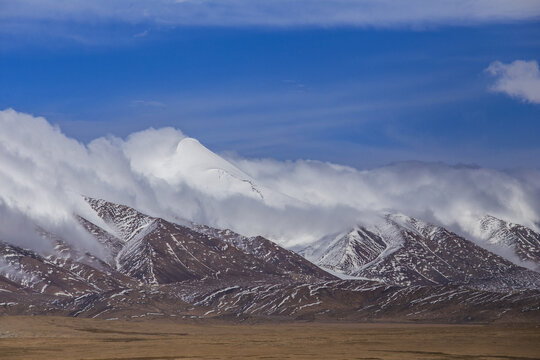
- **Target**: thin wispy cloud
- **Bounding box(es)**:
[130,100,166,108]
[133,30,149,38]
[486,60,540,104]
[2,0,540,30]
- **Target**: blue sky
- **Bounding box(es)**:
[1,1,540,169]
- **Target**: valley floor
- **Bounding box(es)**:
[0,316,539,360]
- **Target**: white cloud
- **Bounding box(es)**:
[1,0,540,29]
[133,30,148,38]
[486,60,540,104]
[0,108,540,257]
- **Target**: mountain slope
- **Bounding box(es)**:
[478,215,540,270]
[1,198,539,323]
[304,214,540,289]
[0,240,134,297]
[191,223,334,282]
[82,198,336,285]
[85,197,155,242]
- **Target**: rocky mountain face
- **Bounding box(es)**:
[1,199,540,323]
[83,198,336,285]
[478,215,540,270]
[302,214,540,290]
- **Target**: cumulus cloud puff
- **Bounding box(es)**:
[0,108,540,256]
[2,0,540,29]
[486,60,540,104]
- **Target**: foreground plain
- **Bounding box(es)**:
[0,316,539,359]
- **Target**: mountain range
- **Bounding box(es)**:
[1,196,539,323]
[1,134,540,323]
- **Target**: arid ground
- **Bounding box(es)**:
[0,316,539,360]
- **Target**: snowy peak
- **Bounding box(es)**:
[386,213,441,240]
[478,215,540,269]
[174,137,248,179]
[309,215,540,289]
[315,227,387,274]
[134,136,269,202]
[84,197,155,242]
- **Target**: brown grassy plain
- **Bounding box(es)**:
[0,316,539,360]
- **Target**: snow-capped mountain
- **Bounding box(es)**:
[1,198,539,322]
[83,198,335,285]
[303,214,540,289]
[125,136,294,207]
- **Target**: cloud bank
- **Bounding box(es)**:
[486,60,540,104]
[1,108,540,255]
[2,0,540,29]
